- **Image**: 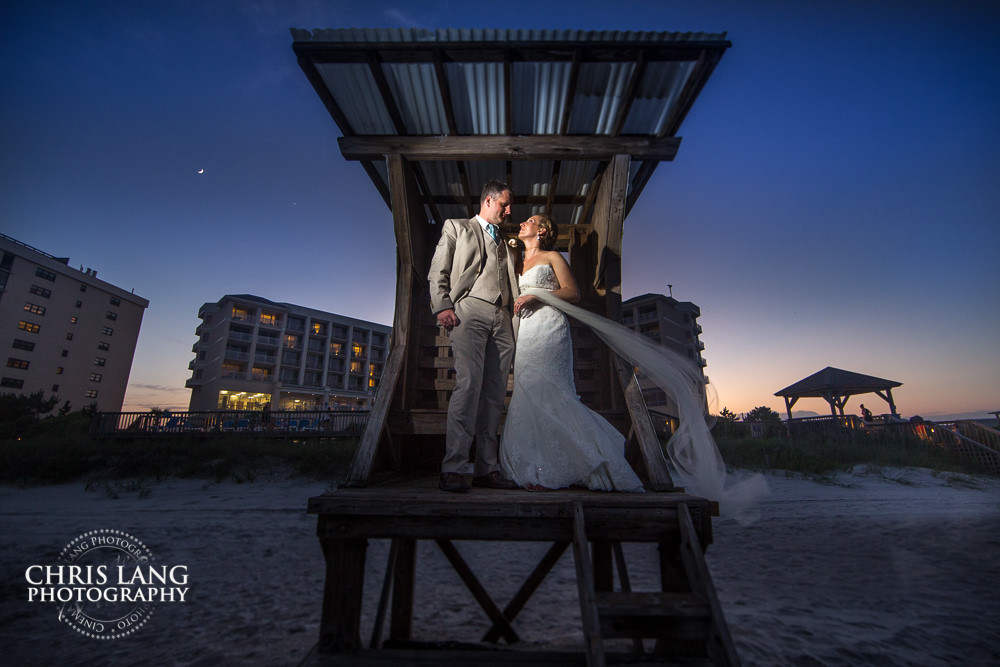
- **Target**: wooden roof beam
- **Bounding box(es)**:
[339,135,681,161]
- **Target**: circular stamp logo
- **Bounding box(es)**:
[25,529,188,640]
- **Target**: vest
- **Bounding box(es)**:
[467,226,511,307]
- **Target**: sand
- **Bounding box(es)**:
[1,466,998,666]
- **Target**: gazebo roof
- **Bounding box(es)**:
[775,366,902,399]
[291,28,730,238]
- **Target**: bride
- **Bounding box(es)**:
[500,214,644,492]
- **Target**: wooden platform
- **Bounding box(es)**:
[303,477,738,666]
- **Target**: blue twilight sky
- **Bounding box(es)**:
[2,0,997,419]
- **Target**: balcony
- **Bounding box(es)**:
[256,335,279,348]
[224,350,249,361]
[254,354,277,365]
[228,331,253,343]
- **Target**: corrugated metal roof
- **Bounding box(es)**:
[293,28,730,232]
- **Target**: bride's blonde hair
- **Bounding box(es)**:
[536,215,558,251]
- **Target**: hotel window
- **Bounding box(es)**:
[35,267,56,281]
[106,311,118,321]
[89,373,102,382]
[18,320,40,334]
[330,342,342,356]
[94,357,106,366]
[75,300,82,308]
[102,327,113,336]
[85,389,98,398]
[66,333,73,341]
[6,358,29,370]
[61,350,69,357]
[12,339,35,351]
[70,316,78,324]
[52,384,59,393]
[352,343,365,358]
[24,302,46,315]
[350,360,364,374]
[284,334,300,348]
[98,342,110,351]
[110,296,121,306]
[1,377,24,388]
[260,312,278,326]
[56,367,63,375]
[30,285,51,298]
[80,284,87,292]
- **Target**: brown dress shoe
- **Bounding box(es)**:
[471,471,518,489]
[439,472,469,493]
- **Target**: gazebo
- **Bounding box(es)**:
[775,366,902,420]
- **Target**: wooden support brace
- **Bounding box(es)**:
[434,539,520,645]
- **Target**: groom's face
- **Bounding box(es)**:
[482,190,512,226]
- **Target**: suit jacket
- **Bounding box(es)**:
[428,217,520,314]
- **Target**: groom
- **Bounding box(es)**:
[428,179,520,492]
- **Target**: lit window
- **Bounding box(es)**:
[56,367,64,375]
[70,316,78,324]
[18,320,40,334]
[352,344,364,358]
[6,358,29,370]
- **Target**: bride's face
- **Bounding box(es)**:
[518,216,541,240]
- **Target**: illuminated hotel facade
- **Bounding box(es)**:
[0,233,148,412]
[186,294,391,411]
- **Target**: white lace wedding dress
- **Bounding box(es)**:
[500,264,644,492]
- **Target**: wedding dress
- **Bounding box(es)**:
[500,264,644,492]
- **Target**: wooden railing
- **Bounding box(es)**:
[90,410,369,438]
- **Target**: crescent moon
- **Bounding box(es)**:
[197,169,204,174]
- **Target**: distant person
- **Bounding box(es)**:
[860,404,873,421]
[428,179,520,492]
[262,402,271,429]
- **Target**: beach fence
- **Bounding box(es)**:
[90,410,369,439]
[787,415,1000,474]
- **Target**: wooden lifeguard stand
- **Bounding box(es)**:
[293,28,739,665]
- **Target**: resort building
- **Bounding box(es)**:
[0,233,148,412]
[622,292,708,423]
[186,294,391,411]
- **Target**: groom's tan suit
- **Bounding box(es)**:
[429,216,520,476]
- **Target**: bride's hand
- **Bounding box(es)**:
[513,294,539,316]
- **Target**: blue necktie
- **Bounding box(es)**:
[486,223,499,244]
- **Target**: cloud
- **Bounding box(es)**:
[382,7,427,29]
[129,383,188,393]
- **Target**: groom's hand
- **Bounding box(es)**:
[437,308,458,330]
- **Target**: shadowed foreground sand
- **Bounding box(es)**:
[1,466,998,666]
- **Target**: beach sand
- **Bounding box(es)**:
[1,466,998,666]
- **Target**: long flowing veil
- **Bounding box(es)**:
[521,288,769,523]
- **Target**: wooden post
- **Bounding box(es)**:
[317,529,368,652]
[389,537,417,642]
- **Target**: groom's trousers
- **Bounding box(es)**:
[442,296,515,476]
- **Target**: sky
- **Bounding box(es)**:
[2,0,998,420]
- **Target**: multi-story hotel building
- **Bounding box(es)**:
[622,292,708,421]
[0,233,148,412]
[186,294,391,411]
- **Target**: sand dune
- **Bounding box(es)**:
[1,466,997,666]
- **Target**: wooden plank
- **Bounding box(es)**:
[677,504,741,667]
[346,344,405,483]
[390,538,417,643]
[338,135,681,162]
[613,356,675,491]
[435,539,520,645]
[317,534,368,652]
[482,541,570,643]
[571,503,606,667]
[370,538,397,648]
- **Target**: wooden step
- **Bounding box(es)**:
[595,591,710,641]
